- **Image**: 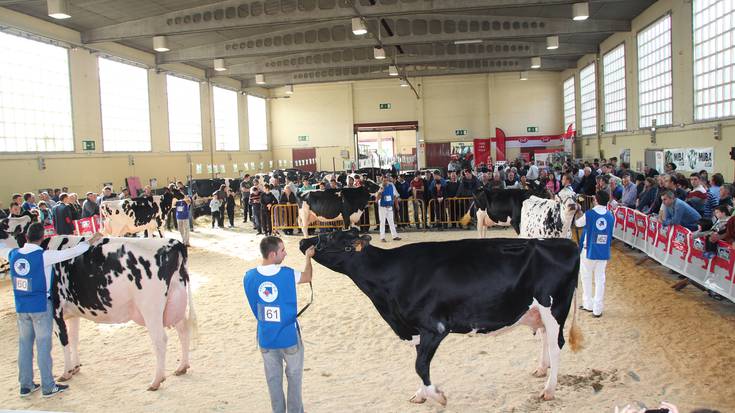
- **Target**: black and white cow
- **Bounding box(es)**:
[0,229,196,391]
[470,187,548,237]
[297,181,380,237]
[101,191,182,237]
[519,194,578,239]
[299,229,582,405]
[0,216,33,274]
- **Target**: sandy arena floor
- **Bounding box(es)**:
[0,221,734,412]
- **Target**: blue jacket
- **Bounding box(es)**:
[428,178,447,197]
[663,198,702,231]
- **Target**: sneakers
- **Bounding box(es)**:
[19,383,40,398]
[393,237,402,241]
[42,384,69,398]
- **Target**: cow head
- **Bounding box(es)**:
[0,218,24,249]
[472,188,489,210]
[300,228,371,271]
[362,180,380,194]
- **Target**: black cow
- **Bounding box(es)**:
[297,181,379,237]
[468,185,550,237]
[299,229,582,405]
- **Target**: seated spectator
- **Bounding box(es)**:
[504,170,519,188]
[659,190,702,231]
[488,171,505,190]
[686,173,710,219]
[719,184,734,210]
[637,178,658,213]
[620,173,637,208]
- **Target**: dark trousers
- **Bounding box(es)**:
[252,204,261,232]
[227,207,235,227]
[218,206,225,227]
[211,211,220,228]
[242,199,251,222]
[261,205,272,235]
[431,199,447,227]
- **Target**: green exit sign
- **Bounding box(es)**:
[527,126,539,133]
[455,129,468,136]
[82,140,95,151]
[298,135,309,142]
[379,103,391,110]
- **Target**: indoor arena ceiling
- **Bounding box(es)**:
[2,0,657,88]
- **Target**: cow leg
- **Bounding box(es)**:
[538,306,561,400]
[299,206,310,238]
[67,317,82,375]
[532,327,550,378]
[54,308,75,383]
[409,331,448,407]
[173,319,190,376]
[143,313,168,391]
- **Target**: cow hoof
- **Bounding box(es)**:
[173,365,190,376]
[532,368,547,378]
[428,389,448,407]
[408,394,426,404]
[538,389,555,401]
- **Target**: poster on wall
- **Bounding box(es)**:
[620,149,630,165]
[450,141,474,157]
[195,164,203,174]
[664,147,714,173]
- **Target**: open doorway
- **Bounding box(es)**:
[354,121,418,171]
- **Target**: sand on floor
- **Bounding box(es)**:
[0,223,733,413]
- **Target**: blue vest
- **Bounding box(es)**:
[579,209,614,260]
[380,184,395,207]
[175,200,190,220]
[10,249,48,313]
[244,267,299,349]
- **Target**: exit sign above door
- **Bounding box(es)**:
[379,103,391,110]
[527,126,539,133]
[455,129,468,136]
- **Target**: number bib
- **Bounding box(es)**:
[14,277,29,292]
[596,234,608,244]
[263,306,281,322]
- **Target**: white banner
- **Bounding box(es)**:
[663,147,714,173]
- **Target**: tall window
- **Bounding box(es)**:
[603,44,627,132]
[98,57,151,151]
[637,15,673,128]
[580,63,597,136]
[693,0,735,120]
[0,32,73,152]
[213,86,239,151]
[167,74,202,151]
[247,95,268,151]
[563,77,576,130]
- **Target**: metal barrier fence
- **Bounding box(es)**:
[271,199,427,232]
[426,197,474,226]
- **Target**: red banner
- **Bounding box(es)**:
[473,138,492,167]
[495,128,506,161]
[74,216,101,236]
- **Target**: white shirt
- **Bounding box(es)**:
[1,241,90,296]
[526,164,539,180]
[256,264,302,285]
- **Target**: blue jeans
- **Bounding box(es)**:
[17,303,55,393]
[260,339,304,413]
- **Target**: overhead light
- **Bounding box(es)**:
[47,0,71,19]
[572,2,589,21]
[285,84,294,95]
[520,71,528,80]
[153,36,169,52]
[388,65,399,76]
[400,78,409,88]
[546,36,559,50]
[454,39,483,45]
[531,56,541,69]
[373,46,386,60]
[255,74,266,85]
[214,58,227,71]
[352,17,367,35]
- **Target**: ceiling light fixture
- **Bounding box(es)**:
[400,78,409,87]
[520,71,528,80]
[153,36,169,52]
[454,39,483,45]
[214,58,227,71]
[255,74,266,85]
[531,57,541,69]
[47,0,71,19]
[374,46,386,60]
[572,2,589,21]
[389,65,399,76]
[285,84,294,95]
[352,17,367,35]
[546,35,559,50]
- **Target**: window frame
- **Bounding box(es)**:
[247,94,269,152]
[579,62,598,137]
[636,12,674,129]
[166,73,203,152]
[0,30,76,153]
[563,75,577,132]
[602,42,628,133]
[212,85,240,152]
[97,55,152,152]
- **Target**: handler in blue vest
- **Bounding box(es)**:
[244,236,315,413]
[376,174,401,242]
[1,223,102,398]
[574,190,615,318]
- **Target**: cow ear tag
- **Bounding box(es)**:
[353,241,363,252]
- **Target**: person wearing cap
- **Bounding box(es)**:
[96,186,116,205]
[82,192,100,218]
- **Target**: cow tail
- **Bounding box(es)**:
[568,259,583,352]
[186,279,199,345]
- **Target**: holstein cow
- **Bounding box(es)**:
[0,216,32,274]
[0,229,197,391]
[466,187,549,237]
[519,194,579,239]
[101,191,182,237]
[297,180,380,237]
[299,229,582,405]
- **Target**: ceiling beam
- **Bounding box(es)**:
[157,15,626,64]
[209,41,596,77]
[82,0,632,43]
[240,57,577,87]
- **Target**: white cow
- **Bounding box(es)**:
[519,193,578,239]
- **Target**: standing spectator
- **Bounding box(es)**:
[686,173,710,219]
[51,189,61,203]
[240,178,251,223]
[82,192,100,218]
[52,194,75,235]
[376,175,401,242]
[175,196,192,247]
[21,193,37,213]
[579,167,597,196]
[11,193,23,207]
[97,186,116,205]
[212,185,226,229]
[209,196,223,229]
[250,179,262,234]
[118,187,130,200]
[620,173,638,208]
[489,171,506,190]
[394,174,411,229]
[2,224,102,398]
[637,178,658,213]
[68,194,82,220]
[659,191,702,231]
[664,162,677,174]
[410,174,426,229]
[226,188,237,228]
[526,161,539,181]
[37,202,52,226]
[260,184,278,236]
[279,185,298,235]
[504,170,519,188]
[430,178,447,230]
[574,190,614,318]
[444,171,460,227]
[243,237,315,413]
[10,203,34,220]
[545,172,560,195]
[39,192,56,209]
